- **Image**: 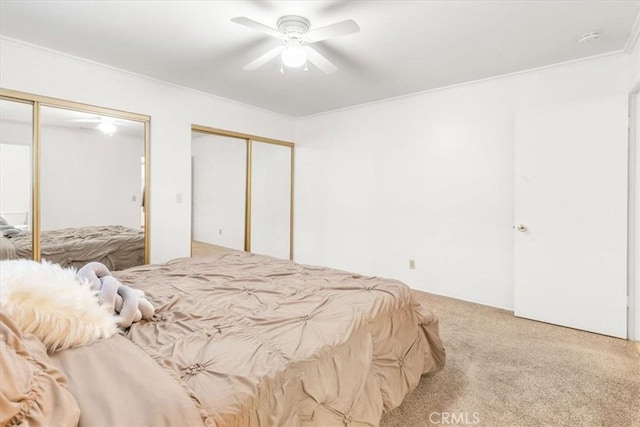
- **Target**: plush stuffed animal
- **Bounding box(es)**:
[77,262,154,328]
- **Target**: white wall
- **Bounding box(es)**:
[294,54,630,310]
[631,92,640,341]
[636,93,640,341]
[629,35,640,340]
[40,124,143,230]
[0,37,294,263]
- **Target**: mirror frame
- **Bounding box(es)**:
[0,88,151,263]
[191,124,295,260]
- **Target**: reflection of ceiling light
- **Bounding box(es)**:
[96,118,117,135]
[281,39,306,68]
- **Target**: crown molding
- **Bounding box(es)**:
[625,12,640,53]
[298,50,625,120]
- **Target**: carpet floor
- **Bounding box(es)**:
[380,291,640,427]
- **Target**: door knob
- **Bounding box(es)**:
[516,224,527,232]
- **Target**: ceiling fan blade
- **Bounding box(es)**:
[304,46,337,74]
[243,45,285,71]
[231,17,284,40]
[304,19,360,43]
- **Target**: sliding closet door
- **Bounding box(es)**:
[0,99,33,259]
[39,106,145,232]
[191,132,246,252]
[514,96,628,338]
[250,141,292,259]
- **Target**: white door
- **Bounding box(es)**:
[514,95,628,338]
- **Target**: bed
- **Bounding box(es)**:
[0,236,16,260]
[4,251,445,426]
[2,225,144,271]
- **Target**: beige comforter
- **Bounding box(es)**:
[53,252,445,426]
[11,225,144,271]
[0,236,16,260]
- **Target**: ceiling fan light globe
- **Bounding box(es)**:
[97,121,117,135]
[281,46,306,68]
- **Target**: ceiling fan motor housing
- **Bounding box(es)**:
[277,15,310,40]
[232,14,352,73]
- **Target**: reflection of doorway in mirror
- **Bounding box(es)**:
[0,98,33,234]
[0,144,31,230]
[140,156,145,229]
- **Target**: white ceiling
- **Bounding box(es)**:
[1,1,639,117]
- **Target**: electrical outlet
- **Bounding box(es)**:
[219,229,223,235]
[131,195,137,202]
[176,192,183,204]
[409,259,416,270]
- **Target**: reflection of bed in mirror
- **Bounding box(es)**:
[0,236,17,260]
[1,224,144,270]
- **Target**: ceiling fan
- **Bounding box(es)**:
[231,15,360,74]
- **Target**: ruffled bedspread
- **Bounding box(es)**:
[109,251,446,426]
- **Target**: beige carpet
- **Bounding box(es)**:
[380,292,640,426]
[191,240,238,257]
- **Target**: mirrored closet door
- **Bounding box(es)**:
[39,106,146,268]
[0,89,150,267]
[0,98,33,260]
[191,126,294,259]
[251,141,292,260]
[192,132,247,253]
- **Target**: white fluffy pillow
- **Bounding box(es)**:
[0,259,118,353]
